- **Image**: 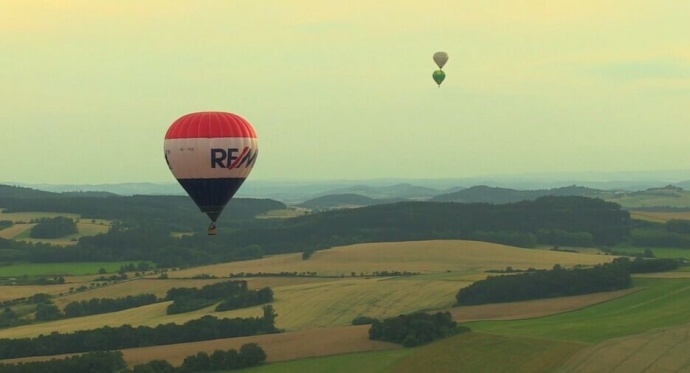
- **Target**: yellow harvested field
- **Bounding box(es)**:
[0,210,111,245]
[0,301,206,339]
[50,278,227,309]
[630,210,690,223]
[0,223,34,239]
[48,277,332,310]
[0,284,76,303]
[560,323,690,373]
[0,211,80,223]
[167,240,615,278]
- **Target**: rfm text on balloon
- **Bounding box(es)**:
[211,148,258,169]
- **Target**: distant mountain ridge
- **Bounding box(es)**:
[430,185,604,203]
[4,169,690,207]
[313,183,440,200]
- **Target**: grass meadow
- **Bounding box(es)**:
[242,350,415,373]
[465,277,690,344]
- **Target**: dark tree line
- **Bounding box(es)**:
[212,196,631,254]
[455,261,633,306]
[64,294,158,318]
[0,344,267,373]
[165,281,273,314]
[623,256,682,273]
[368,312,468,347]
[626,218,690,249]
[0,313,278,359]
[0,351,126,373]
[175,343,266,373]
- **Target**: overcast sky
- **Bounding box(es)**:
[2,1,689,184]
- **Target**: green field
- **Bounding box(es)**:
[0,261,147,277]
[236,277,690,373]
[236,332,585,373]
[611,246,690,259]
[466,277,690,344]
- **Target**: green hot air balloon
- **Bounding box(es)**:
[432,70,446,87]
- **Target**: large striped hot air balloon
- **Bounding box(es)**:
[164,111,258,235]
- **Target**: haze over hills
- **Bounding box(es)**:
[4,169,690,204]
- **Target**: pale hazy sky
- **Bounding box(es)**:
[2,1,689,184]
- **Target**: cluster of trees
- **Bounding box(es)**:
[174,343,267,372]
[29,217,78,239]
[368,312,468,347]
[0,310,279,359]
[64,294,158,318]
[0,308,21,328]
[165,281,273,314]
[0,351,126,373]
[0,344,267,373]
[455,261,634,306]
[621,256,682,273]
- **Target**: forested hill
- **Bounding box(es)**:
[0,189,286,232]
[225,196,631,253]
[1,194,630,267]
[0,184,58,199]
[430,185,604,203]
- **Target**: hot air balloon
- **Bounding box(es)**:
[164,111,258,235]
[433,51,448,69]
[432,70,446,87]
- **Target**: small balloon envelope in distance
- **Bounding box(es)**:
[432,70,446,87]
[433,51,448,69]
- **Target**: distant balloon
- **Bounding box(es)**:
[164,111,258,235]
[433,51,448,69]
[432,70,446,87]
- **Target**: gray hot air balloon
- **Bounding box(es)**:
[433,51,448,69]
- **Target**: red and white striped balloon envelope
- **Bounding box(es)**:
[164,111,258,230]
